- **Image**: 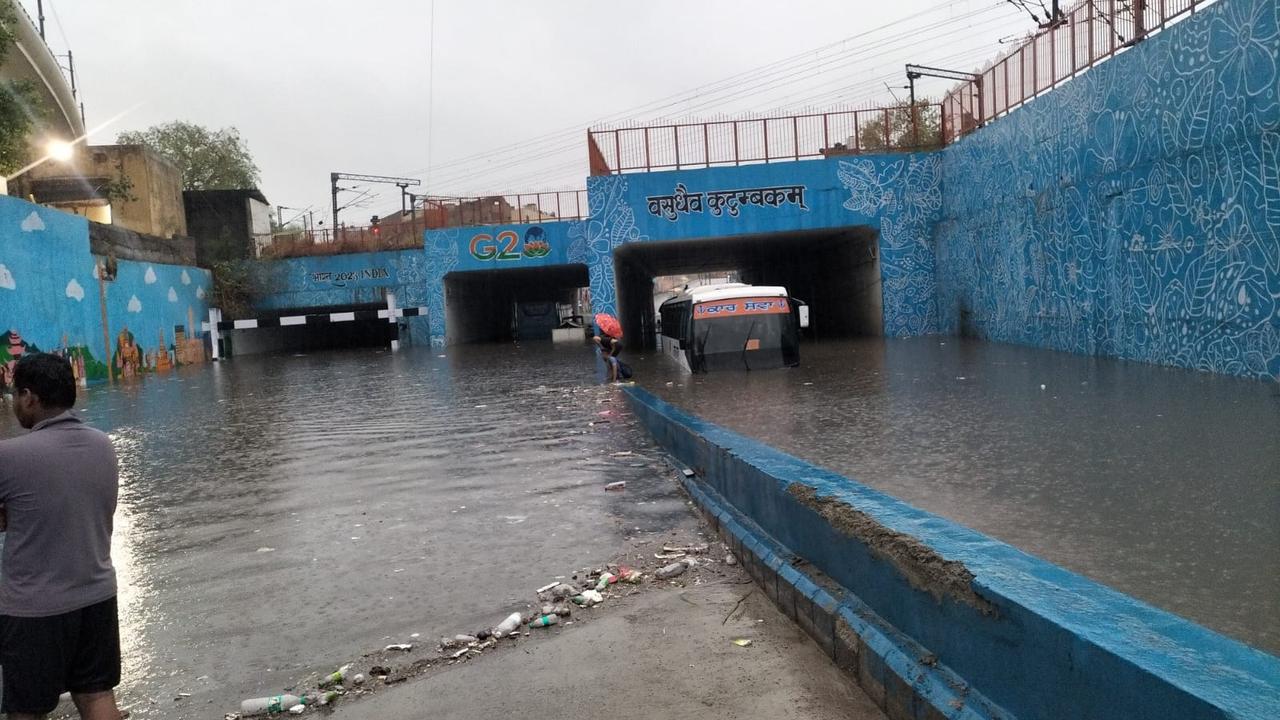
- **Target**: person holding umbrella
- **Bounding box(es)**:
[593,313,628,383]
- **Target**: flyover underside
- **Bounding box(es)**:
[612,228,881,350]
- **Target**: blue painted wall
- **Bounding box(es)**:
[248,249,433,341]
[627,385,1280,720]
[246,0,1278,379]
[424,221,582,341]
[0,195,212,384]
[572,155,943,337]
[936,0,1280,380]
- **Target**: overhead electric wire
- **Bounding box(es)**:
[420,5,1024,192]
[420,7,1017,190]
[401,0,996,181]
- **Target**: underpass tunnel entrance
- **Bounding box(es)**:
[444,264,590,344]
[613,228,881,351]
[230,302,400,355]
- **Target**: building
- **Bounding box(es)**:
[183,189,272,264]
[12,144,188,238]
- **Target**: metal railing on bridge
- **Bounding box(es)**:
[421,190,588,228]
[257,189,588,259]
[941,0,1216,141]
[588,104,945,175]
[259,222,425,259]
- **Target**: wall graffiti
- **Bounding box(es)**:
[0,197,212,388]
[644,182,809,221]
[250,0,1275,380]
[935,0,1279,380]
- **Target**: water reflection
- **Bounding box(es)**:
[634,337,1280,655]
[0,344,676,718]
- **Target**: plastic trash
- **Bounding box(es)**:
[318,665,351,688]
[536,581,561,594]
[571,590,604,606]
[529,614,560,628]
[733,638,753,647]
[315,691,340,706]
[664,543,710,554]
[352,674,365,686]
[384,643,413,652]
[495,612,523,637]
[548,584,579,600]
[241,695,304,716]
[618,567,643,583]
[682,468,696,477]
[604,481,626,491]
[288,704,307,715]
[595,572,616,590]
[454,634,478,644]
[656,558,696,579]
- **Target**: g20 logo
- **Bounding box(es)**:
[470,226,552,261]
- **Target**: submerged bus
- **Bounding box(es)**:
[658,283,806,372]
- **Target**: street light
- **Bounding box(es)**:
[47,139,75,162]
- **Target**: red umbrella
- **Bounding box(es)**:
[594,312,622,339]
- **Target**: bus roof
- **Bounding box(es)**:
[687,283,789,303]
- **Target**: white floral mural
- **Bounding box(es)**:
[936,0,1279,380]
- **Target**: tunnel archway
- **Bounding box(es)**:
[444,264,590,344]
[612,228,881,350]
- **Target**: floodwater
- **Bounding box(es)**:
[0,344,683,719]
[634,337,1280,655]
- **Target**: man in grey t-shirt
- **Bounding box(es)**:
[0,353,122,720]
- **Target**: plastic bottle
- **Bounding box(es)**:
[318,664,351,688]
[241,694,304,716]
[595,572,616,591]
[495,611,522,637]
[529,614,560,628]
[656,558,696,579]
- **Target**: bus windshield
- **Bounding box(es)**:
[691,296,798,371]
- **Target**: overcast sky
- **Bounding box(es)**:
[29,0,1041,223]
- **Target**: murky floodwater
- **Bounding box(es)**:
[0,344,683,718]
[634,337,1280,655]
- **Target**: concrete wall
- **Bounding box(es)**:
[247,248,431,341]
[243,0,1279,378]
[625,386,1280,720]
[18,145,189,239]
[936,0,1280,380]
[425,220,582,343]
[574,155,942,338]
[100,145,188,238]
[0,195,212,386]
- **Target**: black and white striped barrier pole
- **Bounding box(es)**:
[202,306,427,358]
[387,291,400,352]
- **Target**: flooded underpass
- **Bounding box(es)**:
[632,337,1280,656]
[1,333,1274,718]
[0,343,681,718]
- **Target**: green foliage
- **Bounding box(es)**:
[0,2,46,175]
[116,121,261,191]
[211,261,255,319]
[857,102,943,152]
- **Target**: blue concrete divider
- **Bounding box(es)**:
[625,386,1280,720]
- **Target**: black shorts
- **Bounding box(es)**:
[0,596,121,715]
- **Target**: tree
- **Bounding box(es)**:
[116,121,261,190]
[0,1,46,174]
[857,101,943,153]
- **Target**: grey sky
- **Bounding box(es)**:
[32,0,1039,223]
